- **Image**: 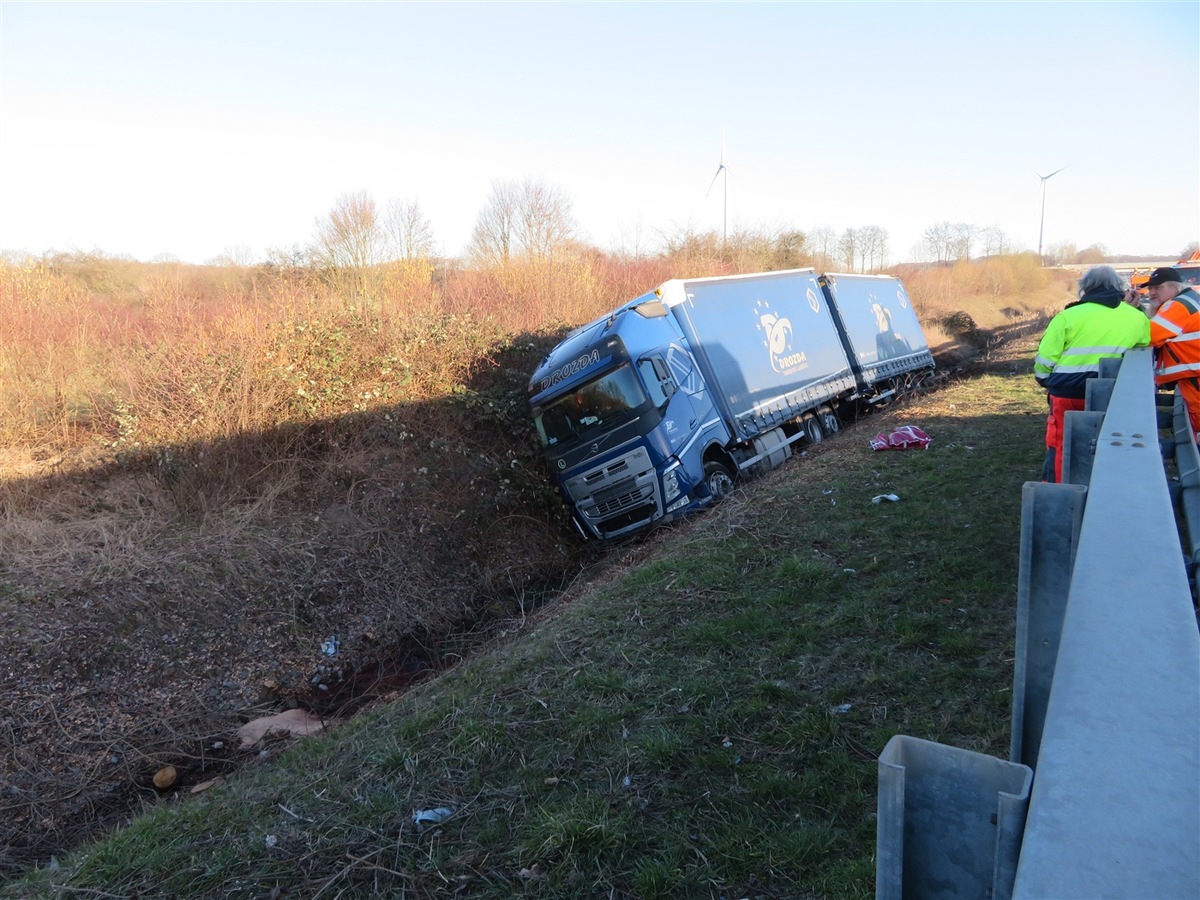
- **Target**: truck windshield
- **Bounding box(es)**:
[534,364,648,448]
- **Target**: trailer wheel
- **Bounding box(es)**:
[818,407,841,435]
[703,461,735,500]
[802,415,824,445]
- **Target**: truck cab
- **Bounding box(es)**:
[528,296,731,540]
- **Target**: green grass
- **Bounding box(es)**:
[2,360,1047,899]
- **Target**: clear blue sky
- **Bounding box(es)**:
[1,1,1197,264]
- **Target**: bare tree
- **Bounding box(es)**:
[313,191,384,273]
[771,229,809,270]
[922,221,955,265]
[859,225,889,272]
[469,181,517,266]
[264,244,309,271]
[659,222,722,268]
[1047,241,1077,266]
[612,217,653,261]
[838,227,861,272]
[517,179,575,259]
[809,226,838,271]
[951,223,976,261]
[468,178,576,266]
[979,225,1010,258]
[207,245,255,267]
[384,199,436,262]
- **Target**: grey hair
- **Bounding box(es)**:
[1078,265,1128,297]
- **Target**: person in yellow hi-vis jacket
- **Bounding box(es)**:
[1144,267,1200,441]
[1034,265,1150,482]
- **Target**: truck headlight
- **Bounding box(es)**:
[663,465,681,502]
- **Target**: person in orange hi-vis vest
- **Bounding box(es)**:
[1145,267,1200,439]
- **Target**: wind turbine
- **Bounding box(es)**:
[1036,164,1070,262]
[706,127,727,245]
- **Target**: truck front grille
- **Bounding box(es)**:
[594,478,648,515]
[565,446,661,533]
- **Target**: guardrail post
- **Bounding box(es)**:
[876,735,1032,900]
[1085,374,1116,413]
[1011,481,1086,769]
[1061,410,1103,487]
[1059,375,1116,486]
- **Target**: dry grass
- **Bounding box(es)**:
[0,249,1074,878]
[3,329,1053,898]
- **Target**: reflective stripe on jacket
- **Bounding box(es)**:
[1150,288,1200,384]
[1034,300,1151,398]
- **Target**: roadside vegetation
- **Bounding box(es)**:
[1,333,1051,898]
[1,198,1081,896]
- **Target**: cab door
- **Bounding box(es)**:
[639,346,714,454]
[639,355,689,453]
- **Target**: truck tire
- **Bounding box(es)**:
[704,460,735,500]
[818,406,841,435]
[802,415,823,445]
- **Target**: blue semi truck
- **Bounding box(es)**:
[527,268,935,540]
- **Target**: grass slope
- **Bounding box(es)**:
[4,344,1047,899]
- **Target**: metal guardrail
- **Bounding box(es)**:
[876,348,1200,899]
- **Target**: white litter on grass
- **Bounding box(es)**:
[412,807,455,828]
[871,493,900,504]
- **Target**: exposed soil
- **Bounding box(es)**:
[0,323,1037,880]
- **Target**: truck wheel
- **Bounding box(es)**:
[819,407,841,435]
[803,415,823,445]
[704,461,735,500]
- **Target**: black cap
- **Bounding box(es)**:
[1144,267,1182,287]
